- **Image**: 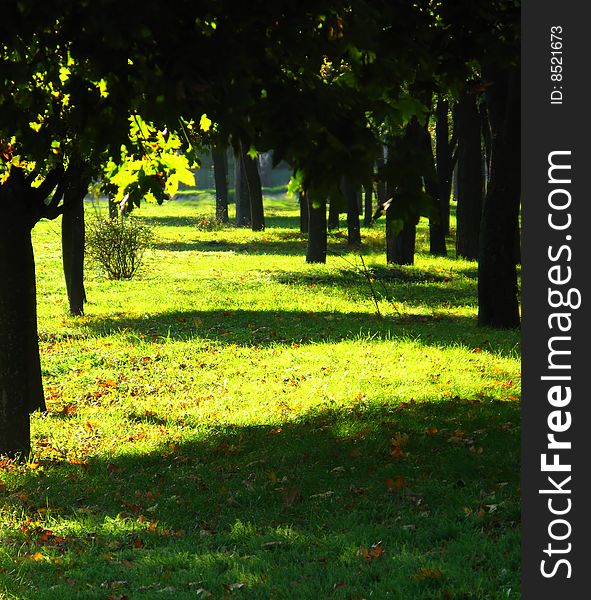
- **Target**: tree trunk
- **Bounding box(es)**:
[306,193,327,263]
[299,192,308,233]
[478,65,521,328]
[243,151,265,231]
[376,153,387,206]
[431,97,453,251]
[424,101,447,256]
[62,197,87,316]
[363,185,373,227]
[384,114,424,266]
[62,166,90,316]
[258,151,273,187]
[342,177,361,247]
[455,91,484,260]
[108,198,118,219]
[212,149,229,223]
[234,147,251,227]
[480,101,492,191]
[386,216,416,265]
[0,172,45,457]
[328,194,340,230]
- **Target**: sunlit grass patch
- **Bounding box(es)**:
[0,192,520,599]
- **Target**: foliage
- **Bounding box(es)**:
[85,214,153,280]
[101,116,197,211]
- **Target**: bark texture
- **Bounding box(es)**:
[234,148,251,227]
[342,177,361,247]
[299,192,308,234]
[62,166,91,316]
[306,194,327,263]
[478,65,521,328]
[212,149,229,223]
[328,194,340,230]
[455,91,484,260]
[0,172,43,457]
[363,185,373,227]
[429,98,453,254]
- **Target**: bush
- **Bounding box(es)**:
[86,215,154,280]
[195,214,227,231]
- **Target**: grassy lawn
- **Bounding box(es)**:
[0,192,520,599]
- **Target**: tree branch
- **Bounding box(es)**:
[32,165,65,204]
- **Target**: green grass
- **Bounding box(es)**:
[0,193,520,599]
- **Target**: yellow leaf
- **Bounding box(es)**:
[199,114,212,132]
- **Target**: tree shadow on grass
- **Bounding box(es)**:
[150,225,386,257]
[80,308,518,358]
[4,401,520,599]
[272,268,478,310]
[153,233,307,256]
[143,214,302,234]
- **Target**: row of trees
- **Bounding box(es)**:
[0,1,520,456]
[212,89,511,269]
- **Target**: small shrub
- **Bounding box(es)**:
[86,215,154,280]
[195,214,227,231]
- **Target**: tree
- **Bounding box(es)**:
[429,97,455,255]
[0,165,70,455]
[212,148,229,223]
[298,191,308,234]
[61,159,92,316]
[306,195,327,263]
[455,90,484,260]
[234,147,251,227]
[383,103,433,266]
[328,194,340,230]
[234,142,265,230]
[477,65,520,328]
[0,4,195,456]
[363,184,373,227]
[342,177,361,247]
[243,149,265,232]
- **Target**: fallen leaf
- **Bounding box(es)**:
[367,542,385,559]
[60,404,77,416]
[414,567,442,580]
[385,476,408,491]
[358,542,385,561]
